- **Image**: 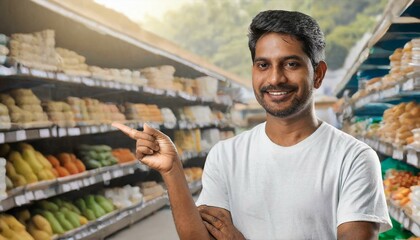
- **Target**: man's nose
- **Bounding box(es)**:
[267,67,287,85]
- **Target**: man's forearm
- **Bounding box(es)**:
[161,159,211,240]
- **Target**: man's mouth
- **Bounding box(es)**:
[266,91,290,96]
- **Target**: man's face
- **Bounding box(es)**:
[252,32,316,118]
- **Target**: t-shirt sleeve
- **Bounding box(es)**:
[195,143,230,210]
[337,148,392,233]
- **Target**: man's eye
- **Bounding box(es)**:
[258,63,268,69]
[285,62,299,68]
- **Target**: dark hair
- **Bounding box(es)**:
[248,10,326,69]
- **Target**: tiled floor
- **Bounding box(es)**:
[106,205,178,240]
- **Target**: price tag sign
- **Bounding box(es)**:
[15,130,26,141]
[31,69,48,78]
[128,167,135,174]
[392,148,404,160]
[25,191,35,201]
[0,133,4,144]
[14,195,27,206]
[99,125,107,132]
[102,172,112,182]
[70,181,79,190]
[91,126,99,134]
[57,73,70,82]
[58,128,67,137]
[46,72,55,79]
[83,178,91,186]
[62,184,71,192]
[166,90,176,97]
[67,128,81,136]
[112,169,124,178]
[403,79,414,91]
[407,150,419,168]
[89,176,96,185]
[34,190,46,200]
[82,78,95,86]
[20,66,30,75]
[115,82,122,89]
[39,129,50,138]
[71,76,82,83]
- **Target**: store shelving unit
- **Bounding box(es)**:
[335,0,420,236]
[0,0,247,239]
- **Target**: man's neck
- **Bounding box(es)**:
[265,108,320,147]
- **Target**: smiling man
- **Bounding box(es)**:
[115,10,392,240]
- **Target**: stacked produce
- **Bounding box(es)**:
[101,103,126,123]
[412,38,420,68]
[76,144,117,170]
[89,66,146,85]
[42,101,76,127]
[178,106,214,125]
[383,169,419,206]
[140,65,176,91]
[184,167,203,183]
[84,98,106,124]
[8,30,59,71]
[2,143,56,188]
[173,77,194,94]
[0,34,9,66]
[0,89,50,126]
[14,209,54,240]
[0,103,11,129]
[377,102,420,146]
[124,103,164,123]
[111,148,136,164]
[66,97,90,124]
[74,194,115,221]
[102,185,143,209]
[174,129,201,155]
[55,47,90,77]
[161,108,177,128]
[411,128,420,149]
[32,198,88,234]
[0,213,34,240]
[195,76,218,99]
[139,181,165,202]
[46,153,85,178]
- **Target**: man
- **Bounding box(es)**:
[114,10,391,240]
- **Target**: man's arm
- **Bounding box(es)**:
[113,123,211,240]
[337,221,379,240]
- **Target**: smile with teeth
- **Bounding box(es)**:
[267,91,289,96]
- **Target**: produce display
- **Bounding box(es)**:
[139,181,165,202]
[0,213,34,240]
[0,104,11,130]
[76,144,118,169]
[46,153,85,177]
[174,129,202,154]
[124,103,163,123]
[111,148,136,164]
[0,158,6,200]
[140,65,176,91]
[8,29,59,71]
[184,167,203,183]
[55,47,90,77]
[42,101,75,127]
[102,185,143,209]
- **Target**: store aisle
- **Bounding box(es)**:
[107,205,178,240]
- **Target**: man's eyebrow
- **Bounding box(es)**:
[253,55,304,63]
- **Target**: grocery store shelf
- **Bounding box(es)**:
[0,120,233,144]
[388,200,420,236]
[0,161,144,212]
[335,0,420,97]
[180,151,209,162]
[360,137,420,168]
[55,195,169,240]
[0,64,232,108]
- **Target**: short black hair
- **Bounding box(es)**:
[248,10,326,68]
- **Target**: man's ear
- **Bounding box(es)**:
[313,61,327,89]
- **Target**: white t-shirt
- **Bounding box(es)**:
[196,121,392,239]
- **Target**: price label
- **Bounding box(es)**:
[15,130,26,141]
[403,79,414,91]
[91,126,99,134]
[14,195,27,206]
[131,85,139,91]
[57,73,70,82]
[58,128,67,137]
[20,66,30,75]
[166,90,176,97]
[128,167,135,174]
[89,176,96,184]
[31,69,48,78]
[114,82,121,89]
[46,72,55,79]
[112,169,123,178]
[62,184,71,192]
[67,128,81,136]
[83,178,91,186]
[407,150,419,167]
[34,190,46,200]
[99,125,107,132]
[392,149,404,160]
[82,78,95,86]
[72,76,82,83]
[39,129,50,138]
[0,133,4,144]
[25,191,34,201]
[70,181,79,190]
[102,172,112,182]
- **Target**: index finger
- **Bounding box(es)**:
[112,122,141,139]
